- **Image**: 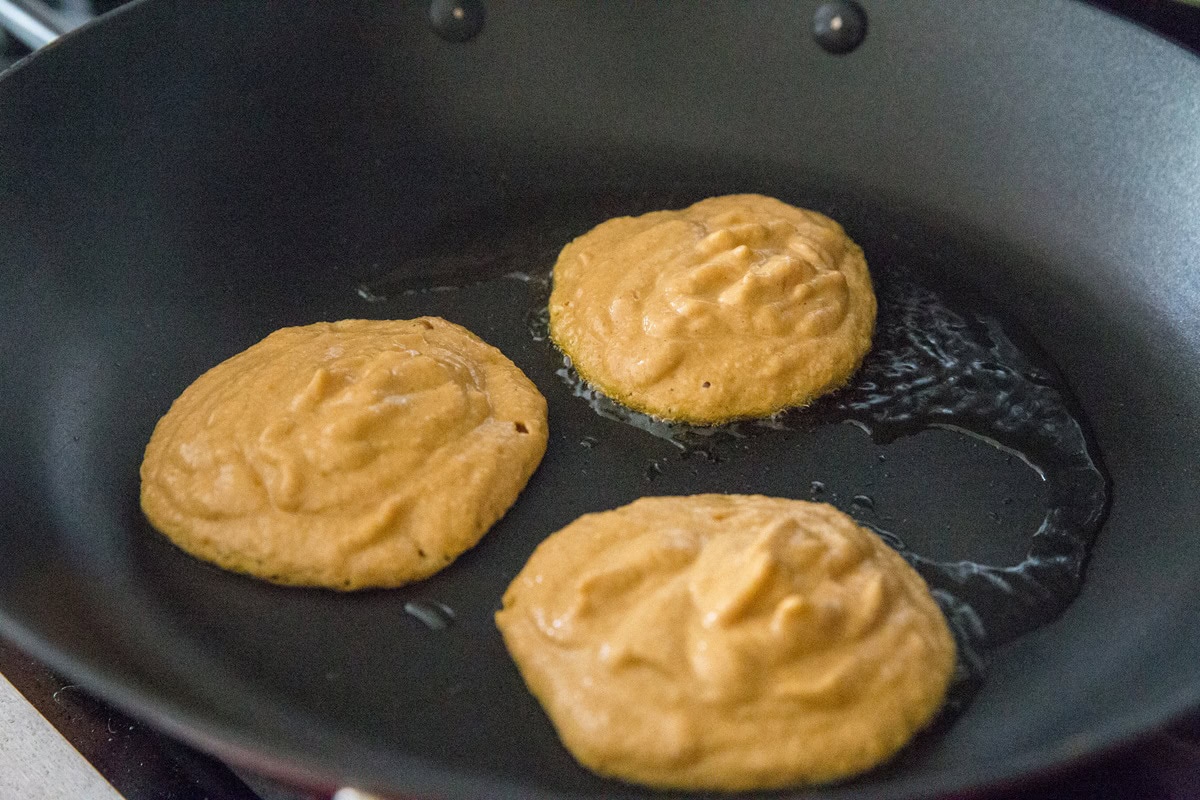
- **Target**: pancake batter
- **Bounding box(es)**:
[549,194,876,423]
[496,495,955,790]
[140,318,548,590]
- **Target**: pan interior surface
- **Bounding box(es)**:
[1,1,1199,798]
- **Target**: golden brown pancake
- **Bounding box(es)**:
[140,317,547,590]
[496,495,955,790]
[549,194,876,423]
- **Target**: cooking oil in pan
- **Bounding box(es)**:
[354,195,1109,718]
[831,282,1109,650]
[403,600,456,631]
[525,272,1108,649]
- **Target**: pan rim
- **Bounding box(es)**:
[3,602,1198,800]
[3,0,1200,797]
[0,0,152,81]
[1080,0,1200,59]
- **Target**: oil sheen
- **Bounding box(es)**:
[357,195,1110,706]
[535,278,1104,656]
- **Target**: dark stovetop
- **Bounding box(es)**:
[2,2,1199,799]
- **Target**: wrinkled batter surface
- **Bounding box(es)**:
[140,318,547,590]
[549,194,876,423]
[496,495,955,790]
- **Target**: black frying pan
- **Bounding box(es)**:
[3,1,1200,798]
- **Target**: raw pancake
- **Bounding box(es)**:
[496,495,956,791]
[549,194,876,423]
[140,318,548,590]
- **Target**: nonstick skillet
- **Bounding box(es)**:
[2,1,1200,798]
